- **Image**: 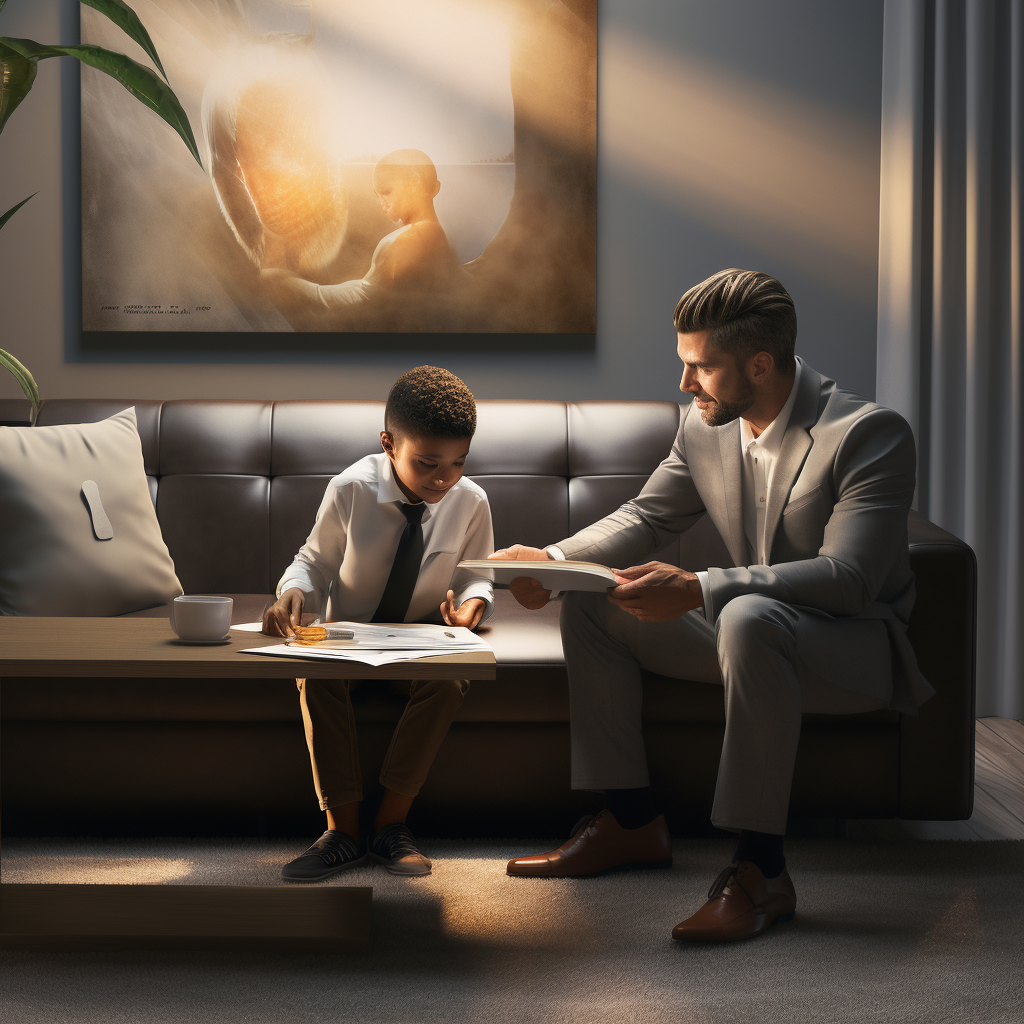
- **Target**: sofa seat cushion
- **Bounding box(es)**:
[120,593,273,624]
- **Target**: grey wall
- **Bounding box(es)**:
[0,0,883,404]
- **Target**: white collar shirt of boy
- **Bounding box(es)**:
[276,453,494,624]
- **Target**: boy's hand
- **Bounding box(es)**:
[488,544,552,609]
[263,588,305,637]
[440,592,486,630]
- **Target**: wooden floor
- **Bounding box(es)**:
[848,717,1024,841]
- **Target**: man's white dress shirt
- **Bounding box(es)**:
[694,358,802,620]
[277,454,494,623]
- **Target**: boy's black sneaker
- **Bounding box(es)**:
[368,823,432,876]
[281,830,366,882]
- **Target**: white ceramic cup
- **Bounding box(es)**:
[170,595,233,641]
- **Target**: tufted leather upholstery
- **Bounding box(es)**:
[0,397,976,837]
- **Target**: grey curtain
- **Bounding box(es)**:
[877,0,1023,718]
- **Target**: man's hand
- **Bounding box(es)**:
[440,592,486,630]
[263,588,305,636]
[488,544,552,609]
[607,562,703,622]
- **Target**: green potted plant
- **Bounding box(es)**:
[1,0,201,423]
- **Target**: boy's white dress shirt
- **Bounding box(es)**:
[277,453,494,623]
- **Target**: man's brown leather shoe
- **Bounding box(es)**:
[671,861,796,942]
[506,810,672,877]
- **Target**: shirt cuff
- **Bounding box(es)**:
[454,581,494,623]
[695,570,714,624]
[276,576,318,600]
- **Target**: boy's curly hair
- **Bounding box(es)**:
[385,366,477,440]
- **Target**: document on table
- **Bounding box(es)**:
[242,621,492,667]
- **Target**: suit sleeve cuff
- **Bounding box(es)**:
[695,570,714,624]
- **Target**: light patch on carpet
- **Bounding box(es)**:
[413,854,603,950]
[919,886,984,950]
[1,856,195,885]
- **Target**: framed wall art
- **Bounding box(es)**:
[77,0,596,357]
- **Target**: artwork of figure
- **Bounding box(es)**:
[79,0,596,351]
[202,33,346,283]
[260,150,461,329]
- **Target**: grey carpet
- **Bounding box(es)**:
[2,836,1022,1023]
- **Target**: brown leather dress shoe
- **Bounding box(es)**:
[506,810,672,877]
[671,861,796,942]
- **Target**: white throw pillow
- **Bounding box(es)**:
[0,407,182,616]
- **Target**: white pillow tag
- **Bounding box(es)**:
[81,479,114,541]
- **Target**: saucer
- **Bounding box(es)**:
[170,636,232,646]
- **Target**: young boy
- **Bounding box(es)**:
[263,366,493,879]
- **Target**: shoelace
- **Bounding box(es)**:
[570,812,601,837]
[310,830,360,865]
[372,823,422,859]
[708,862,745,900]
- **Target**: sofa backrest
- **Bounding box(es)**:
[16,399,734,595]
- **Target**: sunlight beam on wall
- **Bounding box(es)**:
[602,27,881,290]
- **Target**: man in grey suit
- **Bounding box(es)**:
[490,268,933,943]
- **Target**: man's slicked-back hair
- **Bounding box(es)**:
[673,269,797,373]
[385,365,477,440]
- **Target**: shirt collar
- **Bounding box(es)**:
[377,455,434,521]
[739,357,803,456]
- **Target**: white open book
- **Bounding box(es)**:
[457,559,618,592]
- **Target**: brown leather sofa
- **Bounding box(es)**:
[0,398,976,837]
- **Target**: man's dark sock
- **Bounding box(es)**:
[733,829,786,879]
[604,787,659,830]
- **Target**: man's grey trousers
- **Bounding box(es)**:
[561,591,893,835]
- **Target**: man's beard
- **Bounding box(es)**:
[697,375,755,427]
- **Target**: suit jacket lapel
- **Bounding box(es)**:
[764,364,823,559]
[717,420,747,566]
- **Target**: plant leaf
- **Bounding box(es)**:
[0,192,37,232]
[0,347,41,425]
[0,37,202,168]
[0,40,39,133]
[79,0,168,81]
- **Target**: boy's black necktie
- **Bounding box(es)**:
[372,501,426,623]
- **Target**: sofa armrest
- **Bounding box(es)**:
[900,510,977,819]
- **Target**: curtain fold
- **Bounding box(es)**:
[878,0,1024,718]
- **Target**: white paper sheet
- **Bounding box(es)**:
[243,644,490,668]
[232,621,487,645]
[241,621,492,666]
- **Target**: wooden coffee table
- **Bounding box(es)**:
[0,617,495,950]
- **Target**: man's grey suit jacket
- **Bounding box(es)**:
[555,360,934,714]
